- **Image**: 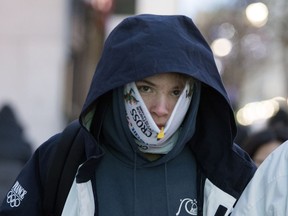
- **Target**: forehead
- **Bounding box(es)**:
[140,72,188,84]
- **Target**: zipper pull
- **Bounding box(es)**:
[157,127,165,139]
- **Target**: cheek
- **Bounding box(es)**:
[140,94,178,114]
[140,95,154,110]
[167,97,179,111]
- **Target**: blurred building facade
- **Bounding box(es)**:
[0,0,180,149]
[0,0,69,148]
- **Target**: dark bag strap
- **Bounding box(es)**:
[43,120,84,216]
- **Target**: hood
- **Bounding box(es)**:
[80,14,230,121]
[79,14,255,198]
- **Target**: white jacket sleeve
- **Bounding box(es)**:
[62,179,95,216]
[231,141,288,216]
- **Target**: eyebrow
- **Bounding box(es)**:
[136,79,156,87]
[136,79,185,90]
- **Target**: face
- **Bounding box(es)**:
[253,140,281,167]
[135,73,187,129]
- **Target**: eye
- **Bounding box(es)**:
[137,85,152,93]
[171,88,183,97]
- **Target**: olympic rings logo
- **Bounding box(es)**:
[6,191,21,208]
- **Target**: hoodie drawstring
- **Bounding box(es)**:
[132,155,172,216]
[165,162,171,216]
[133,151,137,216]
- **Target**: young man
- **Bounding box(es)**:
[0,14,256,216]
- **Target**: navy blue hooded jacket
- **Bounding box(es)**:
[0,14,256,216]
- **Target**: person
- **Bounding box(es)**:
[268,108,288,129]
[0,104,32,204]
[231,140,288,215]
[0,14,256,216]
[242,126,288,166]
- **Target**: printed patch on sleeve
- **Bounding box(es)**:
[6,181,27,208]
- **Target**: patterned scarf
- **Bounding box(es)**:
[124,81,193,154]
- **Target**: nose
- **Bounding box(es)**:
[150,96,170,118]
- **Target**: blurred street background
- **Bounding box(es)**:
[1,0,288,149]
